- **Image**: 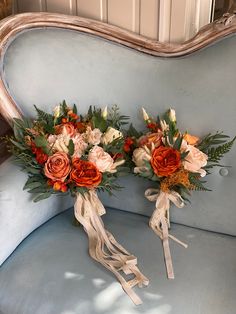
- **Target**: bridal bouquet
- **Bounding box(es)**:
[7,102,148,304]
[131,108,235,279]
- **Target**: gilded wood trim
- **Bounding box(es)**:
[0,12,236,124]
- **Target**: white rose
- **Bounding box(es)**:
[132,147,151,167]
[83,126,102,145]
[102,127,123,145]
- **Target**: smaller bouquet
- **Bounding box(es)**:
[7,102,148,305]
[131,107,235,279]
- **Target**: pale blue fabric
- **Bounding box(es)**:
[0,208,235,314]
[0,157,73,265]
[1,27,236,236]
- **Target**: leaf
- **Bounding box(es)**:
[34,105,54,133]
[23,181,43,190]
[151,174,160,181]
[24,167,41,174]
[61,100,67,114]
[173,135,183,151]
[43,123,55,134]
[13,124,23,141]
[189,173,211,191]
[73,104,77,114]
[33,192,52,202]
[22,117,33,128]
[207,136,236,163]
[181,151,189,160]
[13,118,25,129]
[198,132,231,152]
[126,123,142,138]
[27,185,49,193]
[68,139,75,156]
[34,135,48,147]
[34,135,51,154]
[92,116,107,133]
[10,138,26,150]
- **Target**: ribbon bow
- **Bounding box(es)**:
[145,188,188,279]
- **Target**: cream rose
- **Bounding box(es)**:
[182,143,208,177]
[88,146,114,173]
[72,134,88,158]
[47,134,70,154]
[132,147,151,174]
[133,147,151,167]
[83,126,102,145]
[101,127,123,145]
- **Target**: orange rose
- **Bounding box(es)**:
[151,146,181,177]
[44,152,71,182]
[55,122,76,137]
[70,158,102,188]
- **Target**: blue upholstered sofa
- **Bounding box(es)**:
[0,13,236,314]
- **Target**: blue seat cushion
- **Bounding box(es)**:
[0,208,235,314]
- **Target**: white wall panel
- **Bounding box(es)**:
[199,0,213,27]
[17,0,45,12]
[107,0,140,32]
[77,0,107,22]
[16,0,215,43]
[46,0,76,15]
[159,0,171,42]
[140,0,159,39]
[170,0,188,43]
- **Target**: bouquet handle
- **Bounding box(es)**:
[145,189,188,279]
[74,190,149,305]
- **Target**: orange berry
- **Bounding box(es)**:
[60,184,68,192]
[53,181,61,191]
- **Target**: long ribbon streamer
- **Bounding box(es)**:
[145,189,188,279]
[74,190,149,305]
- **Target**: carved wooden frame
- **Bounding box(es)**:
[0,11,236,125]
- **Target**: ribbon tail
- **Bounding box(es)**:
[149,208,174,279]
[74,191,149,305]
[161,215,174,279]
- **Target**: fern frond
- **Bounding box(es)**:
[198,132,230,153]
[207,136,236,163]
[34,105,54,124]
[189,173,211,191]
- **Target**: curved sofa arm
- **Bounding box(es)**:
[0,157,73,265]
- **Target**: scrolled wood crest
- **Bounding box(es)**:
[0,12,236,125]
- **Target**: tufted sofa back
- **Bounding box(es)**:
[1,14,236,236]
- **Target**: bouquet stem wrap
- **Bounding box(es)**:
[145,189,188,279]
[74,190,149,305]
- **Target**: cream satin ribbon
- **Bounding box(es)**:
[74,190,149,305]
[145,189,188,279]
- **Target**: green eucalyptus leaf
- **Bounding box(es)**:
[10,139,26,151]
[33,192,52,202]
[173,135,183,151]
[23,181,43,190]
